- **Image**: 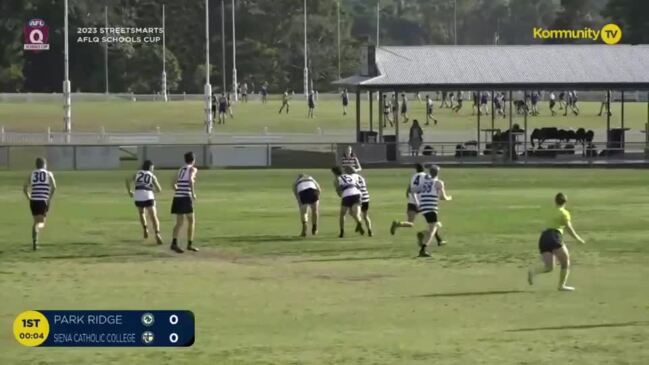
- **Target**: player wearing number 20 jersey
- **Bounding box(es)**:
[125,160,163,244]
[23,157,57,250]
[170,152,199,254]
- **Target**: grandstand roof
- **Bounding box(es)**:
[335,45,649,90]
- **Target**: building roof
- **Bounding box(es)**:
[334,45,649,90]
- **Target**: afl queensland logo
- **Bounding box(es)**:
[24,19,50,51]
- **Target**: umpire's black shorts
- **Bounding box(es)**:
[171,197,194,215]
[30,200,49,217]
[298,188,319,205]
[538,229,563,253]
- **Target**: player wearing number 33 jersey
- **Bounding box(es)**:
[23,157,57,251]
[125,160,163,245]
[414,165,452,257]
[170,152,199,254]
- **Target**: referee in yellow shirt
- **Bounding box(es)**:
[528,193,586,291]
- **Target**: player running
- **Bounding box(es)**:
[353,171,373,237]
[528,193,586,291]
[549,91,557,116]
[293,174,322,237]
[278,90,291,114]
[425,95,438,125]
[414,165,452,257]
[125,160,163,245]
[390,163,446,245]
[170,152,199,253]
[452,91,463,113]
[331,166,365,238]
[23,157,57,250]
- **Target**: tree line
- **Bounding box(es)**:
[0,0,646,93]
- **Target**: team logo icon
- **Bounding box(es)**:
[141,331,155,345]
[141,313,155,327]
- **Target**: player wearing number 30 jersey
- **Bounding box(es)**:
[125,160,163,245]
[170,152,199,253]
[23,157,57,250]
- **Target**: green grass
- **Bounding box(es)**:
[1,98,647,134]
[1,168,649,364]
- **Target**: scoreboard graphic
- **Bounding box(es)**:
[13,310,194,347]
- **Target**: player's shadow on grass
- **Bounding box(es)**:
[506,321,649,332]
[215,235,302,244]
[295,255,400,263]
[41,251,156,260]
[418,290,528,298]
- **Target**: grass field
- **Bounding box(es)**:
[1,168,649,364]
[1,97,647,134]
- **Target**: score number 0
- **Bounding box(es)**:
[169,314,178,344]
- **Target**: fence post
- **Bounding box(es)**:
[0,125,4,143]
[47,127,51,144]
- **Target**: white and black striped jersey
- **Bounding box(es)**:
[30,169,52,201]
[337,174,361,198]
[408,172,427,204]
[354,174,370,203]
[295,175,318,193]
[416,175,443,214]
[174,164,195,198]
[133,170,157,201]
[341,154,360,170]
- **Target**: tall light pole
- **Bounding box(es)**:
[303,0,308,98]
[104,6,109,95]
[231,0,237,101]
[161,4,168,102]
[337,0,341,80]
[453,0,457,45]
[63,0,71,133]
[376,0,380,47]
[204,0,213,133]
[221,0,226,95]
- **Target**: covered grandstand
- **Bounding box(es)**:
[335,44,649,164]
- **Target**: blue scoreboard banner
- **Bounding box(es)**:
[13,310,194,347]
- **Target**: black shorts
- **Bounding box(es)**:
[421,211,438,224]
[538,229,563,253]
[361,202,370,212]
[341,195,361,208]
[298,189,319,205]
[407,203,419,213]
[135,200,155,208]
[549,100,556,108]
[171,197,194,215]
[30,200,49,217]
